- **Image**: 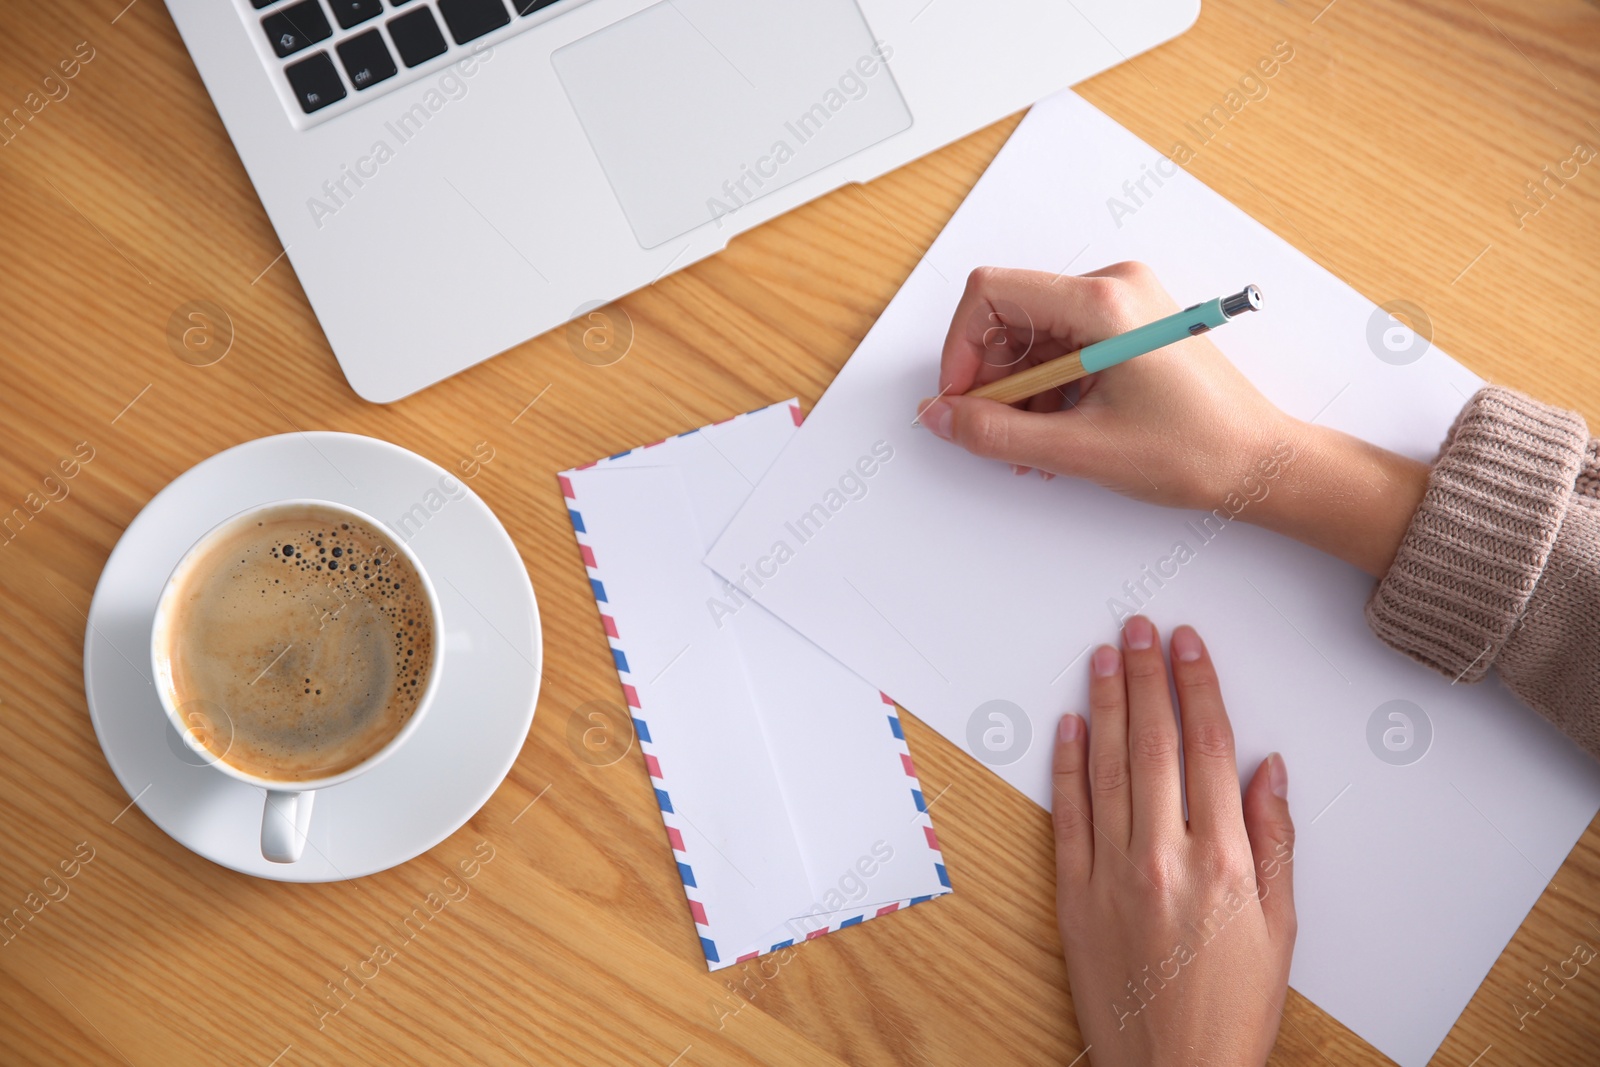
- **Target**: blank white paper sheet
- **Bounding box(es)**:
[703,91,1600,1065]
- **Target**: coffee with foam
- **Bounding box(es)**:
[157,504,434,782]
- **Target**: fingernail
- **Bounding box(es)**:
[1171,626,1203,662]
[1090,645,1120,678]
[1123,615,1154,651]
[1059,714,1083,743]
[1269,752,1288,799]
[1012,464,1029,476]
[1040,471,1055,481]
[919,399,952,440]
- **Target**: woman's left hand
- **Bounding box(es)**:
[1052,616,1297,1067]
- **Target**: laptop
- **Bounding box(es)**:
[166,0,1198,401]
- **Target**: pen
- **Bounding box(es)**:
[967,285,1263,405]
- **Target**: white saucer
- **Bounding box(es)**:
[85,432,541,882]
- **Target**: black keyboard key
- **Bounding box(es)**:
[387,8,448,68]
[327,0,382,29]
[336,29,397,90]
[252,0,282,9]
[437,0,509,44]
[284,51,347,113]
[262,0,332,58]
[511,0,561,14]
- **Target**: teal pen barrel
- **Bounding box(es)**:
[1077,297,1229,374]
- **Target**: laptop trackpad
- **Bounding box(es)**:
[552,0,912,249]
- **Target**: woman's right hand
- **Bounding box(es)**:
[914,262,1295,510]
[915,262,1431,577]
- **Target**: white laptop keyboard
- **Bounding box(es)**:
[243,0,582,127]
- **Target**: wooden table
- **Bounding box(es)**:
[3,0,1598,1063]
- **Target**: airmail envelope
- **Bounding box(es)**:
[559,399,951,968]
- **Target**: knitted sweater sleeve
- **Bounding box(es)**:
[1366,386,1600,759]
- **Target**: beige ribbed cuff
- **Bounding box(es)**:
[1365,386,1589,683]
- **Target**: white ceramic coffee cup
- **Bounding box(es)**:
[150,499,445,863]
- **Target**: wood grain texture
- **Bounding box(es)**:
[2,0,1598,1064]
[970,350,1091,405]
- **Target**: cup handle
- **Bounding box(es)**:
[262,789,315,863]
